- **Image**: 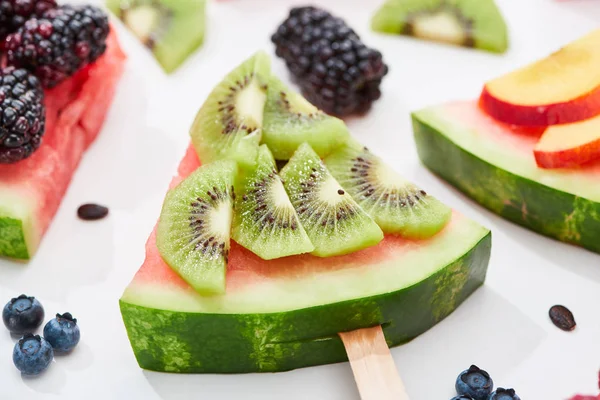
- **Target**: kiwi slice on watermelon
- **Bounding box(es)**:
[262,76,350,160]
[280,143,383,257]
[190,51,270,169]
[232,145,314,260]
[156,160,237,295]
[324,139,451,239]
[106,0,206,73]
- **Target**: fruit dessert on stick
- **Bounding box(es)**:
[371,0,508,54]
[413,29,600,254]
[0,3,126,260]
[120,52,491,385]
[106,0,206,73]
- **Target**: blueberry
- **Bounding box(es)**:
[451,396,475,400]
[43,312,80,352]
[488,388,521,400]
[455,365,494,400]
[13,333,53,375]
[2,294,45,334]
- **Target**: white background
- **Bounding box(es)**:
[2,0,600,398]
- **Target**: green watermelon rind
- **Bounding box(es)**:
[119,232,490,373]
[412,111,600,253]
[0,217,29,260]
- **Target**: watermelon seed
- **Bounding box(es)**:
[549,305,576,331]
[77,204,108,221]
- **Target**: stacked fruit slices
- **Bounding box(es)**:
[120,51,491,374]
[480,29,600,169]
[412,29,600,253]
[155,51,453,295]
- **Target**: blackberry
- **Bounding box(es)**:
[5,4,109,89]
[0,0,57,41]
[0,67,45,164]
[271,6,388,116]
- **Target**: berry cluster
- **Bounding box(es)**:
[272,6,388,116]
[5,5,109,89]
[0,0,57,41]
[3,294,81,375]
[452,365,520,400]
[0,3,109,164]
[0,67,45,164]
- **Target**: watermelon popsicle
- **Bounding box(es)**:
[0,30,126,260]
[120,143,491,373]
[119,52,491,389]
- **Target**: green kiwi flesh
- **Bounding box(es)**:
[262,76,350,160]
[280,143,383,257]
[106,0,207,73]
[371,0,508,53]
[156,160,237,295]
[324,140,452,239]
[232,145,314,260]
[190,51,270,169]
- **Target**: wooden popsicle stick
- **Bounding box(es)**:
[339,325,410,400]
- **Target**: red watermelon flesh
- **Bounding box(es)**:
[0,29,126,260]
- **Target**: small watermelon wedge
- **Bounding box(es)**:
[412,100,600,253]
[119,144,491,373]
[0,29,126,260]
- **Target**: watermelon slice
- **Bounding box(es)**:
[412,100,600,253]
[119,144,491,373]
[0,30,126,260]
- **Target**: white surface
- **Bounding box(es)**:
[2,0,600,398]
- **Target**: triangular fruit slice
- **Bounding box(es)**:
[280,143,383,257]
[232,145,314,259]
[106,0,206,73]
[481,29,600,126]
[262,76,349,160]
[0,29,125,260]
[371,0,508,54]
[190,51,270,169]
[120,143,491,374]
[325,140,452,238]
[412,100,600,254]
[534,114,600,168]
[156,160,237,295]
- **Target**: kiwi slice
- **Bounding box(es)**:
[156,160,237,295]
[324,140,451,239]
[262,76,350,160]
[190,51,270,169]
[106,0,206,73]
[371,0,508,54]
[232,145,314,260]
[280,143,383,257]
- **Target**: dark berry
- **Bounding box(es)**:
[0,0,57,41]
[549,305,576,331]
[451,396,475,400]
[488,388,521,400]
[455,365,494,400]
[271,6,388,116]
[13,333,53,375]
[43,312,80,352]
[0,67,45,164]
[5,4,109,88]
[77,203,109,220]
[2,294,45,334]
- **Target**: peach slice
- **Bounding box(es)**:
[480,29,600,126]
[534,114,600,168]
